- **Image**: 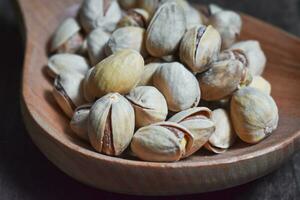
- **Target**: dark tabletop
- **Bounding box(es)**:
[0,0,300,199]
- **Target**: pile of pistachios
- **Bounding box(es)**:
[46,0,279,162]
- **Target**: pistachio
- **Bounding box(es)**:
[153,62,201,112]
[137,62,161,86]
[88,93,135,155]
[87,49,144,99]
[126,86,168,128]
[230,40,267,76]
[131,122,194,162]
[70,104,92,141]
[180,25,221,73]
[118,0,137,10]
[117,8,150,29]
[50,18,84,54]
[47,53,90,78]
[249,76,272,95]
[231,87,279,144]
[83,67,95,102]
[106,27,148,57]
[204,109,236,153]
[87,28,111,66]
[146,2,186,57]
[218,49,248,68]
[169,107,215,156]
[52,72,86,118]
[137,0,161,16]
[79,0,122,33]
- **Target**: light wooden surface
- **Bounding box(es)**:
[18,0,300,195]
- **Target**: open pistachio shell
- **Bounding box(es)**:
[126,86,168,128]
[137,62,161,86]
[117,8,150,28]
[70,104,92,141]
[231,87,279,144]
[153,62,201,112]
[131,122,194,162]
[249,76,272,95]
[88,93,135,156]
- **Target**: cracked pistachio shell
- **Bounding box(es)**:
[249,76,271,95]
[197,59,249,101]
[137,62,161,86]
[218,49,248,68]
[70,104,92,141]
[169,107,215,156]
[131,122,194,162]
[117,8,150,28]
[210,11,242,49]
[205,108,236,154]
[231,87,279,144]
[87,49,144,98]
[153,62,201,112]
[180,25,221,73]
[50,18,83,53]
[87,28,111,66]
[52,72,86,118]
[146,2,186,57]
[126,86,168,128]
[230,40,267,76]
[79,0,122,33]
[106,27,148,57]
[47,53,90,78]
[88,93,135,156]
[118,0,137,10]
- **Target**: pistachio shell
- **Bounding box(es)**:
[88,93,135,155]
[249,76,271,95]
[231,87,279,144]
[70,104,92,141]
[117,8,150,28]
[87,49,145,98]
[126,86,168,128]
[47,53,90,78]
[180,25,221,73]
[87,28,111,66]
[137,0,160,15]
[153,62,201,112]
[118,0,137,10]
[218,49,248,68]
[146,2,186,57]
[131,122,194,162]
[137,62,161,86]
[83,67,95,102]
[230,40,267,76]
[106,27,148,57]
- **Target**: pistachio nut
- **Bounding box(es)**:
[180,25,222,73]
[47,53,90,78]
[50,18,84,53]
[218,49,248,68]
[153,62,201,112]
[131,122,194,162]
[209,10,242,49]
[79,0,122,33]
[204,109,236,153]
[83,67,95,102]
[87,49,144,98]
[168,107,215,156]
[146,2,186,57]
[126,86,168,128]
[230,40,267,76]
[52,71,86,118]
[118,0,137,10]
[231,87,279,144]
[106,27,148,57]
[88,93,135,155]
[70,104,92,141]
[249,76,271,95]
[87,28,111,66]
[137,62,161,86]
[117,8,150,29]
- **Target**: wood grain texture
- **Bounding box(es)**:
[18,0,300,195]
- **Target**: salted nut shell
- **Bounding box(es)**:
[87,49,144,99]
[88,93,135,156]
[168,107,215,156]
[180,25,221,73]
[231,87,279,144]
[131,122,194,162]
[126,86,168,128]
[50,18,83,53]
[70,104,92,141]
[230,40,267,76]
[146,2,186,57]
[47,53,90,78]
[117,8,150,28]
[52,72,86,118]
[137,62,162,86]
[204,108,236,154]
[249,76,272,95]
[106,27,148,57]
[79,0,122,33]
[153,62,201,112]
[87,28,111,66]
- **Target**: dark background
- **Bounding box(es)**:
[0,0,300,199]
